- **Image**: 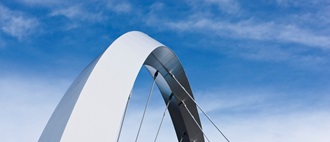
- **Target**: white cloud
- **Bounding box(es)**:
[50,5,104,23]
[278,25,330,48]
[0,4,40,40]
[161,17,330,49]
[110,2,132,13]
[0,75,69,142]
[143,1,330,67]
[16,0,133,29]
[156,14,330,67]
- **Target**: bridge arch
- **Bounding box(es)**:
[39,31,204,142]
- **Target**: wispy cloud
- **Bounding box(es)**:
[143,1,330,67]
[20,0,134,29]
[162,18,330,49]
[50,5,105,23]
[108,1,133,13]
[144,1,330,50]
[0,4,40,40]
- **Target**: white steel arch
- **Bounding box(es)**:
[39,31,205,142]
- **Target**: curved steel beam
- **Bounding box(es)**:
[39,31,205,142]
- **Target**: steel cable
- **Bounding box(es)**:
[116,91,132,142]
[182,101,211,142]
[154,99,172,142]
[135,71,158,142]
[170,72,230,142]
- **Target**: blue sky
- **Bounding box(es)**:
[1,0,330,141]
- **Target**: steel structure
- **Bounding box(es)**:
[39,31,205,142]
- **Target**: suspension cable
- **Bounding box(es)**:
[170,72,230,142]
[116,91,133,142]
[135,71,159,142]
[179,132,186,142]
[154,95,173,142]
[181,101,211,142]
[179,137,184,142]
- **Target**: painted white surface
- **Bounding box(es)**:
[61,31,163,141]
